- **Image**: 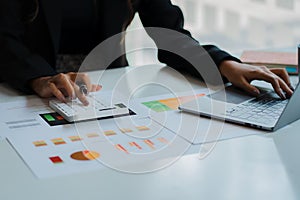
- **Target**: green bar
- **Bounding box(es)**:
[142,101,172,112]
[44,114,55,122]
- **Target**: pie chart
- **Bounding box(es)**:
[70,150,100,161]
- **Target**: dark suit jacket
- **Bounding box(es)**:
[0,0,239,93]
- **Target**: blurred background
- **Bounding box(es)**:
[125,0,300,66]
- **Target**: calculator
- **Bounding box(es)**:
[49,94,130,122]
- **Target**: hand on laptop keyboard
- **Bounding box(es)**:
[226,94,288,124]
[219,61,294,99]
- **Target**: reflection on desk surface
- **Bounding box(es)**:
[273,124,300,197]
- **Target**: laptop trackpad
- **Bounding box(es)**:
[208,85,256,104]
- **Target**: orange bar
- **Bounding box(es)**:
[68,136,82,142]
[132,142,142,150]
[157,137,168,144]
[136,126,150,131]
[51,138,66,145]
[144,140,155,149]
[120,128,133,133]
[33,140,47,147]
[146,139,154,145]
[104,130,116,136]
[116,144,129,154]
[86,133,99,138]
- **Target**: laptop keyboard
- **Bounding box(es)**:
[226,95,288,125]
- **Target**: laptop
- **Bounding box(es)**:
[179,47,300,131]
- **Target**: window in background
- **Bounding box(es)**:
[276,0,294,10]
[126,0,300,65]
[251,0,267,3]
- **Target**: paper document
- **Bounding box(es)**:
[7,116,191,178]
[2,91,191,178]
[129,90,265,144]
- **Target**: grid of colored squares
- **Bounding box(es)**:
[32,133,100,147]
[33,136,83,147]
[104,126,150,137]
[32,123,152,148]
[142,94,205,112]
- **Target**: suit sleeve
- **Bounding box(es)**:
[137,0,240,83]
[0,0,57,94]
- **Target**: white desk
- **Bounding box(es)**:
[0,64,299,200]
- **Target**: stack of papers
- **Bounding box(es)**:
[1,89,264,179]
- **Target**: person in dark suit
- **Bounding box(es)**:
[0,0,293,105]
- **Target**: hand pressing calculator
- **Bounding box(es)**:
[49,94,130,122]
